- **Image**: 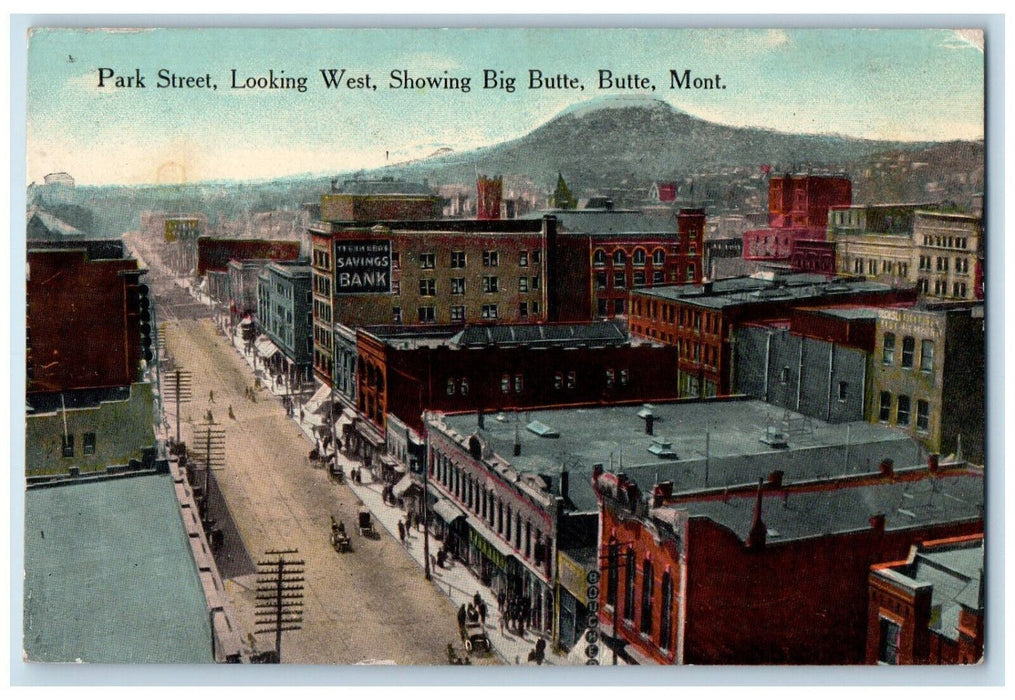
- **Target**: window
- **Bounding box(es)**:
[514,374,524,393]
[519,277,529,293]
[595,272,607,290]
[392,306,402,323]
[882,333,896,364]
[878,618,901,665]
[653,249,666,265]
[640,558,654,635]
[917,400,930,431]
[593,249,607,267]
[624,549,636,621]
[780,366,790,384]
[838,381,848,402]
[451,251,467,268]
[897,395,911,426]
[450,305,465,322]
[482,304,498,319]
[605,369,615,388]
[419,279,436,296]
[532,250,541,264]
[597,299,608,317]
[920,340,934,372]
[685,264,696,281]
[482,276,499,293]
[531,301,540,315]
[633,249,647,266]
[613,250,627,265]
[653,270,665,284]
[419,252,436,269]
[567,371,577,389]
[554,372,563,390]
[901,336,915,368]
[447,379,456,396]
[607,544,618,608]
[879,392,892,422]
[418,306,436,323]
[460,378,469,396]
[61,434,74,458]
[613,272,627,288]
[660,572,672,650]
[519,251,528,267]
[82,432,96,455]
[620,369,629,386]
[483,250,499,267]
[391,252,401,269]
[634,271,646,287]
[450,278,466,295]
[518,302,528,319]
[614,299,626,315]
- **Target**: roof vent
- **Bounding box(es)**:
[648,438,678,459]
[526,420,560,438]
[760,427,789,449]
[637,404,655,419]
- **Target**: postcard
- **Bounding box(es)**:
[19,24,988,672]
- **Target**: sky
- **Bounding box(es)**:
[24,27,985,185]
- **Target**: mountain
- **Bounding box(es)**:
[376,96,980,198]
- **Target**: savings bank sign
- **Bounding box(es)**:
[333,240,392,294]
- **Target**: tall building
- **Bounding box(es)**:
[476,175,504,220]
[321,177,443,222]
[256,261,314,389]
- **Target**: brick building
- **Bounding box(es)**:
[594,457,983,664]
[427,397,926,652]
[628,274,917,399]
[870,304,984,464]
[523,206,706,320]
[743,174,852,262]
[309,217,583,387]
[321,177,443,222]
[789,239,836,276]
[27,241,149,394]
[867,534,984,665]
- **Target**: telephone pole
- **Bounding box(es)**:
[255,549,305,663]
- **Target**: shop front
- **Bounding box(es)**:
[430,496,468,562]
[467,526,514,592]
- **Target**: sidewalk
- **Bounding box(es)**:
[207,296,565,666]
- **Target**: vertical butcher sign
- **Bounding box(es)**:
[333,240,392,294]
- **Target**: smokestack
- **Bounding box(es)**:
[645,414,654,436]
[478,409,485,430]
[560,469,569,500]
[879,458,895,478]
[747,478,767,549]
[927,453,940,473]
[514,419,521,456]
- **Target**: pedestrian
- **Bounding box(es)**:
[209,389,215,403]
[478,600,487,626]
[497,591,505,613]
[397,519,406,545]
[474,591,483,608]
[299,407,305,423]
[205,409,214,424]
[499,609,506,636]
[457,604,467,629]
[228,405,235,420]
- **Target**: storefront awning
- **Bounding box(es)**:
[392,474,420,499]
[468,526,515,573]
[431,497,466,525]
[303,384,333,416]
[254,335,280,360]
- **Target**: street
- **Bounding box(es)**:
[164,316,469,664]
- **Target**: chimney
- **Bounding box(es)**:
[767,470,784,489]
[513,420,521,457]
[879,458,895,478]
[927,453,940,473]
[478,409,485,430]
[645,414,654,436]
[652,481,673,507]
[747,478,767,549]
[869,513,886,534]
[560,469,569,500]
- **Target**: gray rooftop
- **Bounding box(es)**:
[24,474,214,663]
[808,307,883,321]
[636,275,897,309]
[364,320,636,350]
[520,208,674,235]
[439,399,922,513]
[660,469,982,545]
[27,209,86,239]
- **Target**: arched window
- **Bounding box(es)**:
[633,248,647,266]
[593,249,607,267]
[652,249,666,265]
[613,249,627,265]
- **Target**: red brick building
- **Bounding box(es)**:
[196,237,301,276]
[27,243,148,394]
[790,239,837,276]
[476,175,503,220]
[866,534,984,665]
[628,274,917,398]
[744,174,852,261]
[594,458,984,665]
[320,177,443,222]
[355,322,681,438]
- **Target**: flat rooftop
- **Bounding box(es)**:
[657,467,982,544]
[438,399,921,512]
[24,474,214,663]
[634,276,899,310]
[520,208,674,235]
[363,320,640,350]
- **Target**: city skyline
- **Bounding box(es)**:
[26,27,984,185]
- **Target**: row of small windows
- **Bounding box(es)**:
[917,279,970,298]
[882,334,934,372]
[431,451,549,567]
[312,249,332,269]
[402,302,536,324]
[922,235,970,250]
[878,392,931,431]
[412,276,541,296]
[851,258,910,277]
[416,250,541,269]
[918,256,971,273]
[606,546,675,652]
[596,270,666,289]
[594,248,668,267]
